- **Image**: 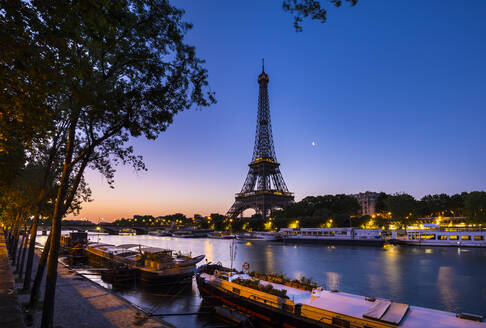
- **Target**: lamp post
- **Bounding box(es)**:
[96,218,103,244]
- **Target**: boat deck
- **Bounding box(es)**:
[202,273,486,327]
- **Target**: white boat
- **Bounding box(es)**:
[208,231,235,239]
[280,228,384,246]
[118,228,136,236]
[235,231,282,241]
[148,229,171,237]
[391,227,486,247]
[172,229,209,238]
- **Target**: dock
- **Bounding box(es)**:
[0,230,25,328]
[2,229,175,328]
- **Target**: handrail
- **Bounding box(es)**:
[246,293,294,313]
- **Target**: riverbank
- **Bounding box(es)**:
[0,231,25,328]
[11,247,175,328]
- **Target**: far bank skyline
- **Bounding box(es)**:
[70,189,484,222]
[69,1,485,222]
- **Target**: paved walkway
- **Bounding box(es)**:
[7,243,174,327]
[0,230,26,328]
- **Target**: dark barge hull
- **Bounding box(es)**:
[196,275,330,328]
[139,270,194,286]
[283,238,384,246]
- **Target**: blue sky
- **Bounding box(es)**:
[76,0,486,221]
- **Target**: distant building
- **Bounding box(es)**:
[353,192,379,216]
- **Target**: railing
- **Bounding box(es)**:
[235,190,294,198]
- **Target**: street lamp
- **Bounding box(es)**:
[97,218,103,243]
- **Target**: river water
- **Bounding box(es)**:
[44,232,486,327]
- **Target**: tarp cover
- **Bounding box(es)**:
[363,300,391,320]
[381,302,409,325]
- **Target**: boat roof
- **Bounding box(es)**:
[117,244,141,249]
[202,273,485,328]
[140,247,172,254]
[89,243,173,255]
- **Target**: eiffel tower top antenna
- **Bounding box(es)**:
[262,58,264,72]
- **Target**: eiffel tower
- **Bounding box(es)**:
[227,61,294,219]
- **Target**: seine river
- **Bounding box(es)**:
[48,233,486,327]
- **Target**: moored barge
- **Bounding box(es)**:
[280,228,385,246]
[196,265,485,328]
[86,243,205,285]
[390,228,486,247]
[236,231,282,241]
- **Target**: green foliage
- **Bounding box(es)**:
[463,192,486,218]
[273,194,360,227]
[282,0,357,32]
[374,192,389,214]
[384,193,417,219]
[276,194,360,219]
[249,271,317,291]
[232,277,288,298]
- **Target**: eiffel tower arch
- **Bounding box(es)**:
[227,61,294,219]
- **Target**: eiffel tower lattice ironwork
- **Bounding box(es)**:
[227,61,294,219]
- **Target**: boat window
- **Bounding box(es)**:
[341,231,347,235]
[324,231,329,236]
[461,235,471,240]
[449,235,458,240]
[474,236,484,241]
[438,235,448,240]
[282,303,293,312]
[330,231,335,236]
[425,234,436,240]
[232,287,240,295]
[332,317,350,328]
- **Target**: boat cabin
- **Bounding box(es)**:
[141,247,174,270]
[60,232,88,249]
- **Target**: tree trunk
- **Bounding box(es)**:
[8,211,20,253]
[23,209,41,290]
[28,232,51,308]
[11,211,23,265]
[41,114,78,328]
[23,132,58,291]
[18,222,33,278]
[15,219,28,273]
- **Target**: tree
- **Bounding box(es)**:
[385,193,417,220]
[4,1,215,327]
[375,192,389,214]
[463,191,486,219]
[282,0,357,32]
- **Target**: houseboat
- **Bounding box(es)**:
[235,231,282,241]
[148,229,172,237]
[172,229,210,238]
[60,231,88,264]
[391,227,486,247]
[208,231,236,239]
[197,264,485,328]
[85,243,205,285]
[118,228,137,236]
[60,231,88,252]
[280,228,385,246]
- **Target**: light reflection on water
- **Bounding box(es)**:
[39,232,486,328]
